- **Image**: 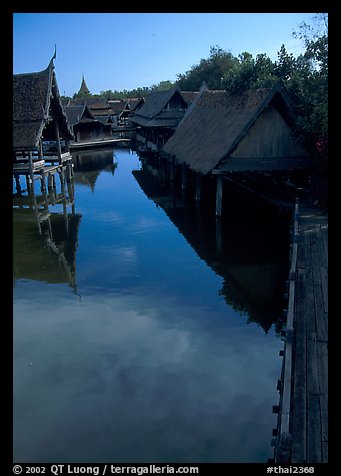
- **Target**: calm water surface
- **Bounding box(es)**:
[13,147,289,463]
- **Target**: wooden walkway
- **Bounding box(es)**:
[273,201,328,463]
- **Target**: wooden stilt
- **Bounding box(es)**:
[28,151,35,195]
[215,175,223,217]
[14,174,22,195]
[195,173,202,202]
[170,158,175,181]
[25,175,32,195]
[181,163,187,190]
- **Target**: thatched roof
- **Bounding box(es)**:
[163,81,311,174]
[64,105,95,125]
[13,58,73,149]
[130,87,188,129]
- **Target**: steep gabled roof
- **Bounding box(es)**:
[163,81,308,174]
[13,58,73,149]
[64,105,95,125]
[134,88,179,118]
[130,87,188,128]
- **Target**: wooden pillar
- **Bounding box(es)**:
[54,119,62,160]
[14,174,22,195]
[48,172,56,205]
[40,170,47,194]
[195,173,202,202]
[215,175,223,217]
[181,163,187,190]
[38,139,44,159]
[28,151,35,195]
[170,157,175,182]
[25,175,32,195]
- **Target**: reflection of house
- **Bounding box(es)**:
[64,105,112,142]
[13,55,74,177]
[13,207,81,291]
[73,148,117,191]
[163,81,312,215]
[132,157,289,332]
[129,87,189,152]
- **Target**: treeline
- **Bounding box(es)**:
[68,14,328,168]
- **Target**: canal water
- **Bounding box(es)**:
[13,147,290,463]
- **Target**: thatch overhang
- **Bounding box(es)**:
[13,58,74,150]
[163,81,311,175]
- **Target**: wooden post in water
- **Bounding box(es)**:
[195,173,202,203]
[170,157,175,182]
[181,163,187,190]
[14,174,22,195]
[215,175,223,217]
[48,172,56,205]
[28,151,35,195]
[54,118,62,161]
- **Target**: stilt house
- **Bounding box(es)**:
[129,87,189,152]
[13,56,74,173]
[163,81,312,215]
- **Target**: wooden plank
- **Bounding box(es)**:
[291,267,307,463]
[317,340,328,463]
[306,330,322,463]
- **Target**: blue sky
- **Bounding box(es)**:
[13,13,317,97]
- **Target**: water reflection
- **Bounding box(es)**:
[13,172,81,292]
[132,156,290,332]
[73,148,117,191]
[13,147,287,463]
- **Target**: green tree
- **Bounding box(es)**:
[150,80,175,91]
[222,51,276,93]
[289,13,328,166]
[176,45,238,90]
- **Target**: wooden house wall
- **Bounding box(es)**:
[229,106,307,160]
[74,122,110,142]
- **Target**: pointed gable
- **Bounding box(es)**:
[130,87,188,128]
[13,58,73,149]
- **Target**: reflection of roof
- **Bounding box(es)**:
[13,208,81,289]
[163,81,310,174]
[72,148,116,191]
[132,163,289,332]
[13,58,74,149]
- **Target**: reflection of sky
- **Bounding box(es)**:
[14,286,281,463]
[13,149,283,463]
